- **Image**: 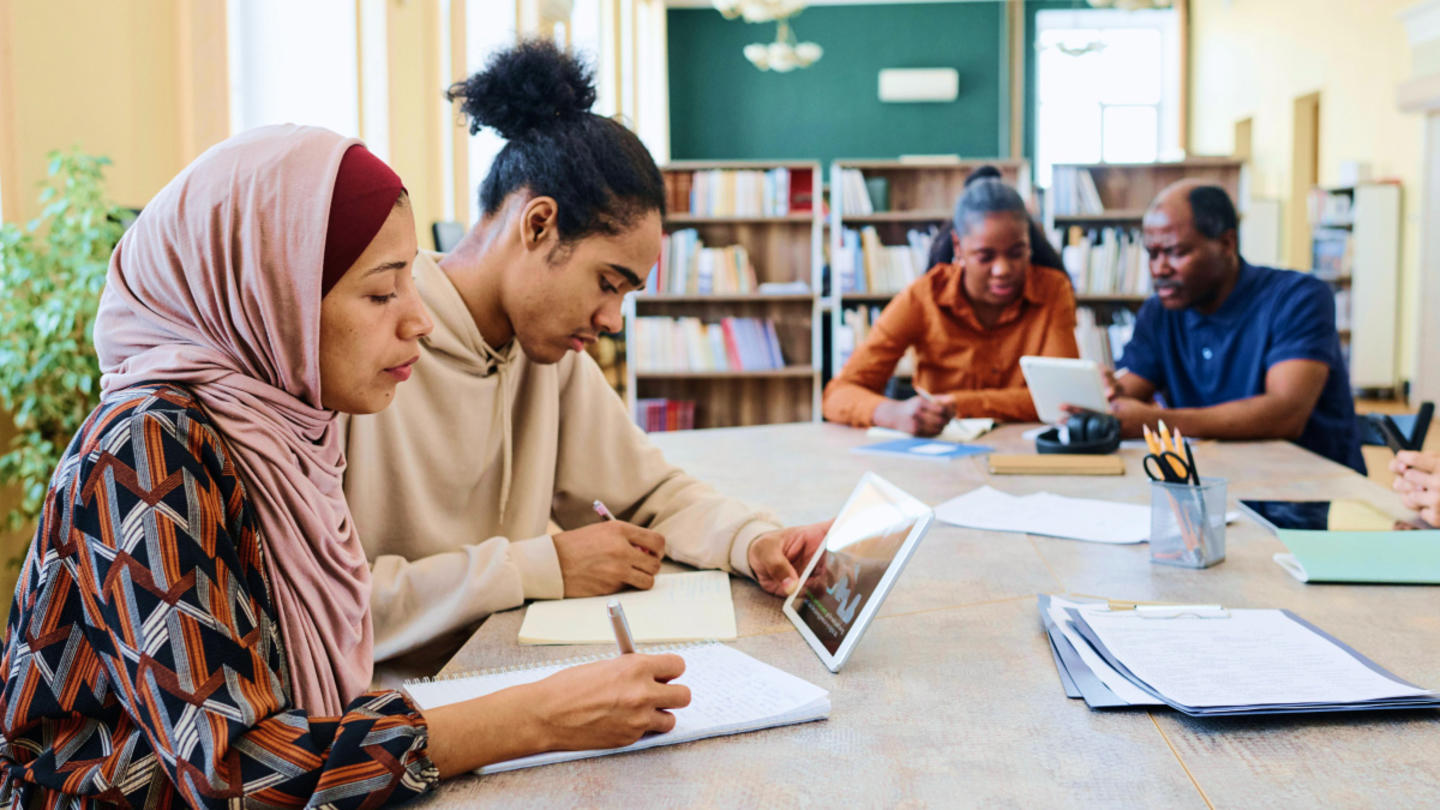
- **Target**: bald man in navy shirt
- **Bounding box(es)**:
[1100,180,1364,473]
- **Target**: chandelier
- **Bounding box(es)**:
[714,0,823,73]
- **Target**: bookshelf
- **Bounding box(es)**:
[1309,182,1401,394]
[826,158,1031,379]
[1046,158,1248,367]
[622,160,823,430]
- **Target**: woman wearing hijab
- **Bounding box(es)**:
[0,125,689,808]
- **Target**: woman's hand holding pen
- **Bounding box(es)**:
[1390,450,1440,525]
[553,522,665,597]
[524,654,690,749]
[422,653,690,778]
[873,395,953,437]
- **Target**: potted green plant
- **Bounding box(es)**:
[0,149,125,535]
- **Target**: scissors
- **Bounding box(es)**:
[1143,451,1193,484]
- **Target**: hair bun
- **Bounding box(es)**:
[447,39,597,140]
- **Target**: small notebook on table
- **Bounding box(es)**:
[518,570,737,644]
[403,642,830,773]
[987,453,1125,476]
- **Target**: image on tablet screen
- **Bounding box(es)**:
[794,489,921,654]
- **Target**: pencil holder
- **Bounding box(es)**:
[1149,477,1226,568]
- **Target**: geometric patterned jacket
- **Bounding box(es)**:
[0,385,438,808]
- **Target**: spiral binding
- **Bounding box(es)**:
[403,639,718,686]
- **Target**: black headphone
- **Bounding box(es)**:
[1035,409,1121,455]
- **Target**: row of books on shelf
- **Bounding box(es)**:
[833,304,915,375]
[1311,228,1354,281]
[634,398,696,432]
[833,304,881,371]
[631,316,788,372]
[1055,226,1152,296]
[1050,166,1105,216]
[833,225,937,295]
[666,168,810,217]
[1307,187,1354,227]
[648,229,759,295]
[836,168,886,215]
[1074,306,1136,369]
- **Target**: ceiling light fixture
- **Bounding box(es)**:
[714,0,822,73]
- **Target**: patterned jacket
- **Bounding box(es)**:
[0,384,438,808]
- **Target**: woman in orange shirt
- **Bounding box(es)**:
[823,178,1079,435]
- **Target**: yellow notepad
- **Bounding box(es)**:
[518,570,738,645]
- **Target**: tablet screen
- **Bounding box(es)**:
[792,480,927,654]
[1240,499,1427,531]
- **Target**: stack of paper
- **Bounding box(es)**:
[1040,595,1440,716]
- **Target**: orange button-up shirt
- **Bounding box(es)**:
[823,263,1079,425]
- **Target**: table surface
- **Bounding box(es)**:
[416,423,1440,809]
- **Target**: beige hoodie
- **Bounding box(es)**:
[342,253,782,672]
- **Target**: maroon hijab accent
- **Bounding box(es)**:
[322,145,406,297]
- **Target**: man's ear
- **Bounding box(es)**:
[950,229,962,264]
[518,196,560,252]
[1220,228,1239,259]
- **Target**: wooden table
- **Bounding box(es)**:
[418,424,1440,808]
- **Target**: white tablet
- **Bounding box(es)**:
[782,472,934,672]
[1019,356,1108,424]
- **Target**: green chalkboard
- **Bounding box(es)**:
[668,3,1006,165]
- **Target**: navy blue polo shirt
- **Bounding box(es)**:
[1117,261,1364,473]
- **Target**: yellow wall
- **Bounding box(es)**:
[0,0,229,221]
[1189,0,1423,386]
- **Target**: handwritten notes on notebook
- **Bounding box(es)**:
[403,643,830,773]
[519,570,737,645]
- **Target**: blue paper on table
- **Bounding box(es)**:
[851,437,993,460]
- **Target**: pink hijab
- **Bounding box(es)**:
[94,125,375,716]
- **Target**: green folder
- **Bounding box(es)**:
[1274,529,1440,584]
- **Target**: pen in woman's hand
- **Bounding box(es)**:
[608,600,636,654]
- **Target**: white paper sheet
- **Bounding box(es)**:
[1079,609,1435,708]
[935,486,1150,544]
[936,485,1238,545]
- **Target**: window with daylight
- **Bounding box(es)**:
[1034,7,1180,188]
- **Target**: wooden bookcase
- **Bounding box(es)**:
[825,158,1031,379]
[622,160,823,430]
[1046,158,1248,367]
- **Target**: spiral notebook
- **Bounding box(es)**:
[403,642,830,774]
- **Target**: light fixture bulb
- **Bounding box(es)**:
[794,41,822,66]
[743,42,769,69]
